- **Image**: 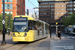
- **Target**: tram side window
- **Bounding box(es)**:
[45,24,49,34]
[36,21,40,35]
[28,21,33,30]
[41,23,44,35]
[33,21,37,30]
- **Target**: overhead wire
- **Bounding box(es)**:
[28,0,36,7]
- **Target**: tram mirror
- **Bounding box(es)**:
[25,27,27,29]
[73,28,75,32]
[24,29,29,32]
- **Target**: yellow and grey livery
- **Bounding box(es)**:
[12,15,50,42]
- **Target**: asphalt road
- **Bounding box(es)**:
[0,35,50,50]
[50,32,75,50]
[0,33,75,50]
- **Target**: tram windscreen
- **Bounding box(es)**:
[13,17,28,32]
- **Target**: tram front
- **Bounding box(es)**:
[12,17,28,42]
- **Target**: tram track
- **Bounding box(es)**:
[19,38,47,50]
[2,42,30,50]
[2,42,18,50]
[19,43,29,50]
[1,37,48,50]
[33,41,45,50]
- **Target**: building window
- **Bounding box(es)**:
[74,1,75,3]
[51,9,54,11]
[55,5,60,7]
[40,2,49,4]
[40,9,50,11]
[62,5,66,7]
[67,1,72,3]
[61,1,65,3]
[16,0,17,3]
[67,1,69,3]
[74,8,75,10]
[40,12,46,15]
[16,5,17,9]
[67,12,73,14]
[69,1,72,3]
[55,16,60,18]
[74,5,75,7]
[2,11,13,14]
[51,5,54,7]
[18,0,19,4]
[2,0,12,2]
[67,8,72,11]
[2,4,12,10]
[16,12,17,15]
[49,2,54,4]
[55,2,60,3]
[17,6,19,11]
[67,5,72,7]
[61,9,66,11]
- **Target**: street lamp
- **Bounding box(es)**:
[1,0,6,45]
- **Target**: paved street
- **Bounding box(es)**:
[50,32,75,50]
[0,34,50,50]
[0,33,75,50]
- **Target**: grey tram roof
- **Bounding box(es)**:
[35,19,49,24]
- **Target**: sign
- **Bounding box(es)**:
[14,22,27,25]
[15,18,27,20]
[14,17,27,22]
[2,20,5,24]
[56,22,58,25]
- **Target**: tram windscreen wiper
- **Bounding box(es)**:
[14,28,20,34]
[16,30,20,34]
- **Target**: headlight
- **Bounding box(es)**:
[13,33,15,37]
[24,33,27,37]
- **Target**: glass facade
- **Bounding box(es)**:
[2,0,12,2]
[2,11,13,14]
[74,8,75,10]
[2,4,13,9]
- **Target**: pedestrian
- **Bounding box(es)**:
[58,31,61,39]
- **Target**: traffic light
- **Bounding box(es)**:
[27,9,29,15]
[56,22,58,25]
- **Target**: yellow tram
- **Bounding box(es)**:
[12,15,49,42]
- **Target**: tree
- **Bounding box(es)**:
[5,13,13,31]
[0,14,3,30]
[62,12,75,27]
[0,13,13,31]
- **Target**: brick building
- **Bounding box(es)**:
[0,0,25,18]
[38,0,75,32]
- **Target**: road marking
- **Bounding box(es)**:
[33,38,47,50]
[72,37,75,38]
[62,37,65,39]
[33,42,41,50]
[67,37,70,38]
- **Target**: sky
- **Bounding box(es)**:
[25,0,39,15]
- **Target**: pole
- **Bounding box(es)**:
[8,12,10,35]
[1,0,6,45]
[56,25,58,37]
[50,5,51,38]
